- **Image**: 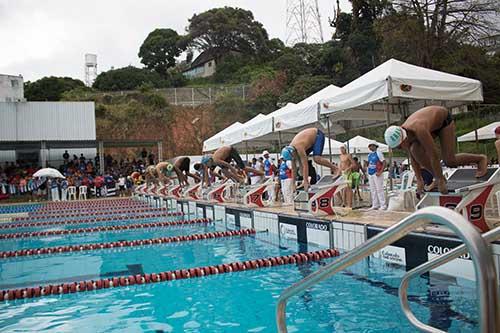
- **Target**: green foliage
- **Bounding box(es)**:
[24,76,85,101]
[278,75,332,104]
[186,7,269,59]
[139,28,183,76]
[92,66,168,91]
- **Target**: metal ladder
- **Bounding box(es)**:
[276,206,500,333]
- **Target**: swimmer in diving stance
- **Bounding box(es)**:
[385,106,487,195]
[281,128,339,192]
[156,157,200,187]
[200,146,264,186]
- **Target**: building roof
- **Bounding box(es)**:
[183,49,217,72]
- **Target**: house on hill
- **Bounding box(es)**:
[182,50,217,79]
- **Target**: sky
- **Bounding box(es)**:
[0,0,351,82]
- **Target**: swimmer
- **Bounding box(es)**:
[200,146,263,186]
[281,128,339,191]
[144,165,159,185]
[158,157,201,187]
[385,106,487,195]
[155,161,176,186]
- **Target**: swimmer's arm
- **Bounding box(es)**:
[416,129,442,179]
[214,159,238,173]
[410,155,424,184]
[203,167,210,187]
[187,172,201,183]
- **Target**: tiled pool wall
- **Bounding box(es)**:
[138,193,500,287]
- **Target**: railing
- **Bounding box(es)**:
[276,206,500,333]
[399,225,500,333]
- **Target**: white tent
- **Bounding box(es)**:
[321,59,483,121]
[321,138,345,155]
[274,85,342,132]
[457,121,500,142]
[202,121,243,152]
[344,135,388,154]
[220,114,267,147]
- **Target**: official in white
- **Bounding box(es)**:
[367,141,386,210]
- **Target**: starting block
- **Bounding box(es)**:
[185,183,202,200]
[242,177,275,208]
[168,184,184,199]
[417,168,500,232]
[208,181,236,203]
[157,183,168,197]
[134,183,147,196]
[294,175,349,217]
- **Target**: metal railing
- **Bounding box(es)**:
[399,225,500,333]
[276,206,500,333]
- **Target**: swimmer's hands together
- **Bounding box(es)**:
[437,178,448,194]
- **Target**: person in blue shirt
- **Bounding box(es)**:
[279,157,294,204]
[367,141,386,210]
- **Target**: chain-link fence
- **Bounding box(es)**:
[97,85,250,107]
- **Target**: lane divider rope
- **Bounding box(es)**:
[0,228,250,259]
[23,207,167,220]
[3,212,182,230]
[0,248,340,301]
[0,218,212,240]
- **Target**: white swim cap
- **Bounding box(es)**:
[384,126,407,148]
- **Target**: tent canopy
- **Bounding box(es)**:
[274,85,342,132]
[321,138,345,155]
[321,59,483,119]
[344,135,388,154]
[457,121,500,142]
[202,121,242,152]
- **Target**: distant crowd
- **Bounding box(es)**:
[0,148,157,201]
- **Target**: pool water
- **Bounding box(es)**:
[0,202,479,332]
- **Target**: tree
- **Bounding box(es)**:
[278,75,332,104]
[139,28,183,76]
[380,0,500,67]
[92,66,168,91]
[186,7,269,59]
[24,76,85,101]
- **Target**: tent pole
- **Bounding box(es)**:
[278,131,282,149]
[385,101,393,191]
[327,115,333,163]
[245,141,249,162]
[473,103,479,150]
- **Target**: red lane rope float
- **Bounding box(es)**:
[25,206,166,219]
[0,248,340,301]
[0,218,212,240]
[4,211,183,230]
[0,229,255,259]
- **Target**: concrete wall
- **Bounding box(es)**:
[0,74,24,102]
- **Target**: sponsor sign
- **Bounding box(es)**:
[377,245,406,266]
[226,214,236,230]
[280,223,298,240]
[427,244,474,280]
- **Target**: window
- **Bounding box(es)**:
[11,80,19,88]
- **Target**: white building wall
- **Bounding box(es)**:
[0,74,24,102]
[0,101,96,141]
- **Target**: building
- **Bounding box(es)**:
[0,74,25,102]
[182,50,217,79]
[0,73,96,166]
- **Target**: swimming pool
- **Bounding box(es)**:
[0,199,479,332]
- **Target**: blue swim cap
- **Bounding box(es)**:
[201,155,212,165]
[281,146,294,161]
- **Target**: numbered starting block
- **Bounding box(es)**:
[168,184,184,199]
[242,177,275,208]
[134,183,147,195]
[157,184,168,197]
[294,175,349,217]
[416,168,500,232]
[208,181,236,203]
[185,183,202,200]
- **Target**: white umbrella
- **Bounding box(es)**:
[33,168,65,179]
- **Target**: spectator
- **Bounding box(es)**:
[148,152,155,166]
[367,141,386,210]
[279,157,294,204]
[61,178,68,201]
[118,175,126,196]
[141,148,148,160]
[63,150,70,163]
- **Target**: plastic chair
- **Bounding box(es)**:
[78,186,87,200]
[68,186,77,200]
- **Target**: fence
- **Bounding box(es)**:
[97,85,250,107]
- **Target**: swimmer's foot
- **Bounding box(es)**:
[438,178,448,194]
[476,155,488,178]
[424,181,436,192]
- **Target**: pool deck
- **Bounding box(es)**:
[183,197,500,239]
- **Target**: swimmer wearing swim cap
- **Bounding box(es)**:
[384,106,487,195]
